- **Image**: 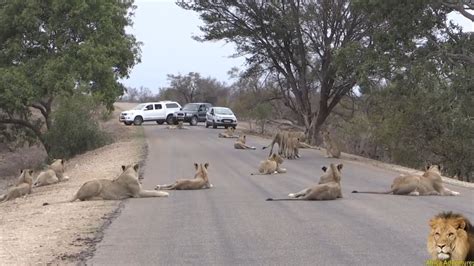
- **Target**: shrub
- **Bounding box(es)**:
[45,94,110,159]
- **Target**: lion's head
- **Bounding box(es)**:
[427,212,472,261]
[269,153,284,165]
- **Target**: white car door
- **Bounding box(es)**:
[143,104,154,121]
[154,103,165,119]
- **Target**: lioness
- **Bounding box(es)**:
[234,135,256,150]
[427,212,474,262]
[251,153,286,175]
[266,163,343,201]
[0,169,34,203]
[69,164,169,201]
[321,130,341,158]
[33,159,69,187]
[167,121,187,130]
[352,164,460,196]
[218,127,238,138]
[155,162,212,190]
[262,130,306,157]
[284,136,300,159]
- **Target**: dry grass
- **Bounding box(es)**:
[0,102,146,264]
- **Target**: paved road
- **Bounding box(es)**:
[90,124,473,265]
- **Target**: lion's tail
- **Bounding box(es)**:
[351,190,393,194]
[42,194,78,206]
[266,198,300,201]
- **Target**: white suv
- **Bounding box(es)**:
[205,107,238,129]
[119,101,181,126]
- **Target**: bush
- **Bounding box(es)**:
[45,94,110,159]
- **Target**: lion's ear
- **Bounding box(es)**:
[29,170,34,175]
[429,218,439,229]
[204,163,209,169]
[60,159,64,165]
[454,218,466,230]
[436,164,443,171]
[337,164,343,171]
[133,164,139,172]
[121,165,126,171]
[424,163,431,171]
[321,166,327,172]
[194,163,198,170]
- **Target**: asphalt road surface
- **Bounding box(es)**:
[90,124,473,265]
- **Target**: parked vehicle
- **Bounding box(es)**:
[205,107,238,129]
[173,103,212,126]
[119,101,181,126]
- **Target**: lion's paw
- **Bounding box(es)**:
[288,193,296,198]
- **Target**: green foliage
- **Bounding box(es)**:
[0,0,140,155]
[45,94,109,159]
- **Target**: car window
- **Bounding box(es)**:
[214,107,233,115]
[166,103,179,108]
[210,109,214,115]
[154,104,162,110]
[183,103,199,111]
[145,104,153,111]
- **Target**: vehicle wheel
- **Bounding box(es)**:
[205,122,210,128]
[212,121,217,129]
[124,122,132,126]
[156,121,164,125]
[190,116,198,126]
[133,116,143,126]
[166,115,174,125]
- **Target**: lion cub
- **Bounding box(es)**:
[321,130,341,158]
[427,212,474,262]
[34,159,69,187]
[266,163,343,201]
[352,164,460,196]
[69,164,169,201]
[234,135,256,150]
[155,162,212,190]
[251,153,286,175]
[167,121,187,130]
[218,127,238,138]
[0,169,34,203]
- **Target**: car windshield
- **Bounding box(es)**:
[214,107,233,115]
[183,103,200,111]
[133,104,146,110]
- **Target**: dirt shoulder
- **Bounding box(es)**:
[0,102,145,264]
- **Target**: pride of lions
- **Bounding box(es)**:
[1,127,471,262]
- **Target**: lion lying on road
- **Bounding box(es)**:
[427,212,474,262]
[0,169,34,203]
[251,153,286,175]
[155,162,212,190]
[218,127,238,138]
[69,164,169,201]
[352,164,460,196]
[266,163,343,201]
[166,121,187,130]
[33,159,69,187]
[234,135,256,150]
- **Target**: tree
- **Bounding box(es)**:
[160,72,229,105]
[0,0,141,154]
[179,0,387,143]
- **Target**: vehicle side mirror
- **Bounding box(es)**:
[180,107,182,110]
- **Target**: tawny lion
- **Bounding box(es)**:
[155,162,212,190]
[66,164,169,202]
[34,159,69,187]
[0,169,34,203]
[427,212,474,262]
[251,153,286,175]
[218,127,238,138]
[352,164,460,196]
[234,135,256,150]
[266,163,343,201]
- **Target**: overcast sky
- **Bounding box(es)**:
[121,0,474,92]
